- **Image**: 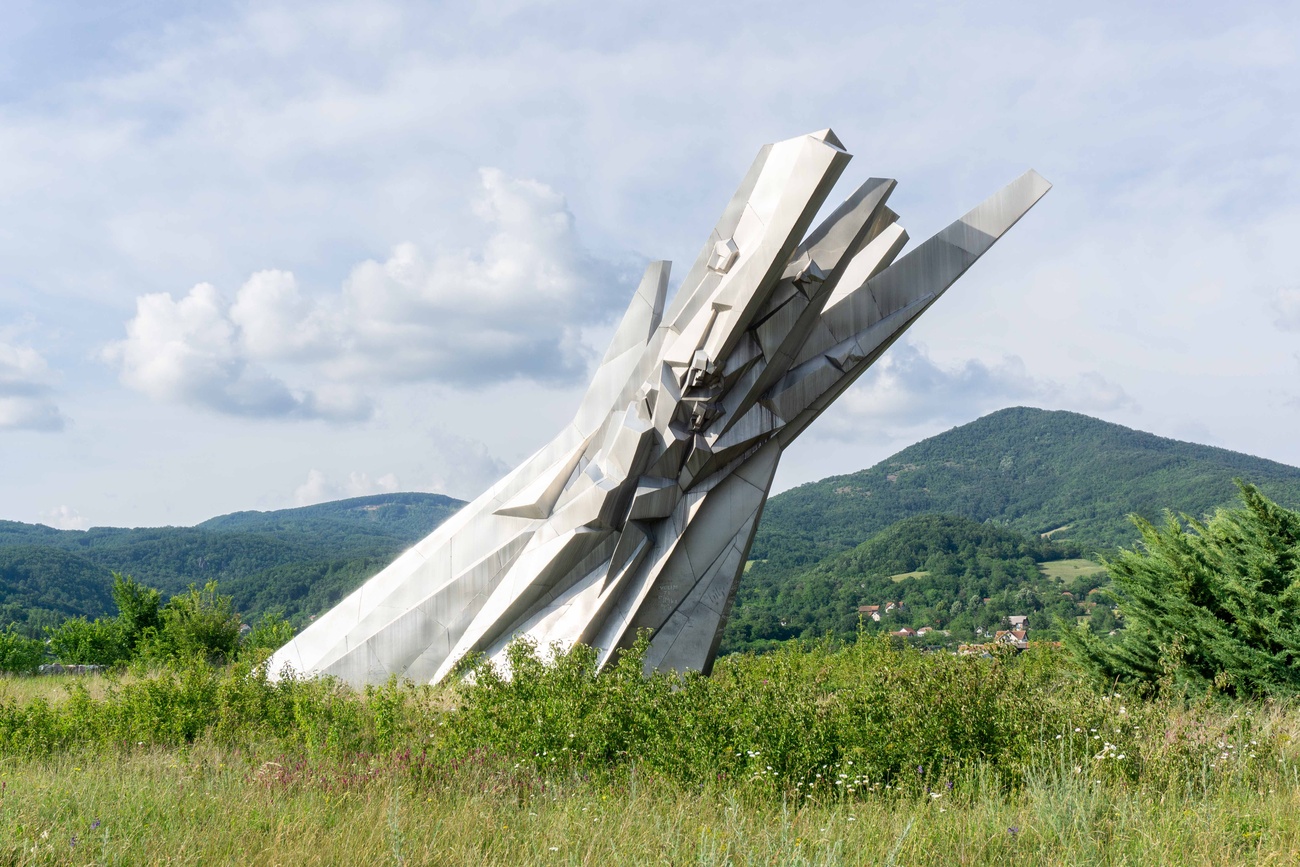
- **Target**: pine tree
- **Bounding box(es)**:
[1064,483,1300,697]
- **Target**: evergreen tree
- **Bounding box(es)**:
[1065,483,1300,697]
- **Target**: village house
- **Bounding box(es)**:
[857,605,881,622]
[1007,615,1029,630]
[994,629,1029,650]
[893,626,916,638]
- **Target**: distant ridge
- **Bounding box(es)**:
[750,407,1300,572]
[198,492,464,540]
[0,492,465,633]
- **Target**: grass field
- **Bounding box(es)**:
[3,743,1299,864]
[1039,558,1107,582]
[888,570,929,582]
[1,641,1298,865]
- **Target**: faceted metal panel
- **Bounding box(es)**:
[267,130,1050,686]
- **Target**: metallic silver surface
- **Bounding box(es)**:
[268,129,1051,685]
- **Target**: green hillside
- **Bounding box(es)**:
[723,514,1107,654]
[0,493,464,633]
[0,547,117,634]
[197,492,461,542]
[749,407,1300,574]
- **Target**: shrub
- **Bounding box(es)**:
[147,582,242,665]
[243,611,296,657]
[441,633,1152,795]
[45,617,128,666]
[1065,483,1300,697]
[0,627,45,674]
[111,572,162,652]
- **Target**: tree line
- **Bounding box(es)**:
[0,574,294,673]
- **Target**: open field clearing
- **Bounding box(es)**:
[1039,559,1107,582]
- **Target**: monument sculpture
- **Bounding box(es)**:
[268,129,1050,686]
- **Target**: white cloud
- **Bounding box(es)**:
[102,282,369,421]
[1070,372,1136,415]
[0,341,65,432]
[422,429,512,501]
[40,505,88,530]
[293,469,401,506]
[104,168,630,420]
[1273,287,1300,331]
[229,269,336,362]
[814,341,1135,442]
[330,169,630,386]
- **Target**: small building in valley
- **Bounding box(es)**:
[994,629,1028,649]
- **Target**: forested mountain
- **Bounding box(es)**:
[718,407,1300,654]
[0,493,464,633]
[750,407,1300,573]
[197,492,460,542]
[0,547,117,634]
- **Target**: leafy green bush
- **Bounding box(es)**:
[444,634,1180,795]
[0,636,1285,804]
[25,575,290,669]
[0,627,44,673]
[45,616,128,666]
[1065,483,1300,697]
[111,572,161,652]
[145,582,242,664]
[243,610,296,657]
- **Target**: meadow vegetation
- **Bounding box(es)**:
[1,636,1299,863]
[1,452,1299,860]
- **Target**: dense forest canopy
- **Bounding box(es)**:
[732,408,1300,652]
[721,514,1108,653]
[0,494,464,633]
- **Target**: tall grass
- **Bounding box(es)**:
[0,637,1298,863]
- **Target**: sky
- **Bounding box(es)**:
[2,0,1298,529]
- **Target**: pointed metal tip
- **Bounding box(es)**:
[808,128,846,151]
[1023,168,1053,193]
